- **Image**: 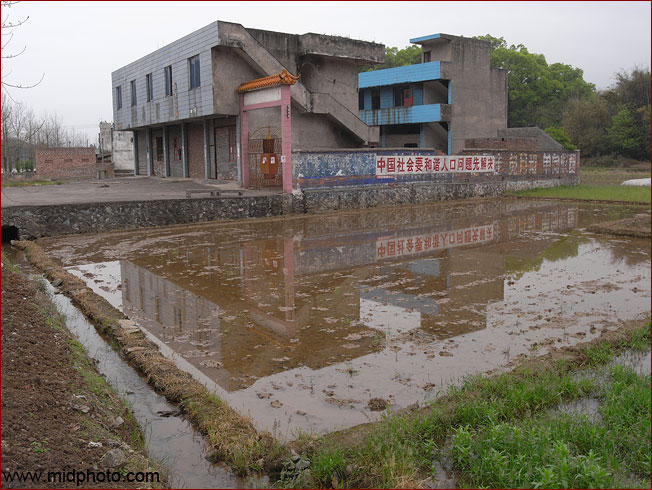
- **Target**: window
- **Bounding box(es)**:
[358,91,365,111]
[130,80,137,106]
[188,55,200,89]
[116,86,122,110]
[146,73,153,102]
[423,51,431,63]
[164,65,173,96]
[394,85,413,107]
[371,88,381,110]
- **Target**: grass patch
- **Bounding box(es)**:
[287,323,650,488]
[451,364,650,488]
[1,179,62,188]
[510,185,650,203]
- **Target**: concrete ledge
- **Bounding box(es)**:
[2,177,579,239]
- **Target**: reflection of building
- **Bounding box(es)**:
[116,203,579,394]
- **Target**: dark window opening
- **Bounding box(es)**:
[164,66,173,96]
[146,73,153,102]
[130,80,137,106]
[116,86,122,110]
[189,55,201,89]
[394,85,413,107]
[371,88,381,110]
[404,143,418,148]
[358,91,365,111]
[156,137,163,161]
[1,226,19,242]
[423,51,431,63]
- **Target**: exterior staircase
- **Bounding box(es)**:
[218,21,379,144]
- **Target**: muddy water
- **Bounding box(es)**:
[45,283,244,488]
[39,199,651,437]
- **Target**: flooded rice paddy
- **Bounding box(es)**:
[38,199,650,438]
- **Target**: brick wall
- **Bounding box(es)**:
[36,148,113,180]
[464,137,538,152]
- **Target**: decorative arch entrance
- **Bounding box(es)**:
[237,69,299,194]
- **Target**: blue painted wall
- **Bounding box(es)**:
[358,62,441,88]
[380,87,393,109]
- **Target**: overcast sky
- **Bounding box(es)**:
[2,1,650,142]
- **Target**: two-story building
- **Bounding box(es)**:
[357,34,507,154]
[111,21,384,182]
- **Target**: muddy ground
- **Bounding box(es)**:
[0,260,163,489]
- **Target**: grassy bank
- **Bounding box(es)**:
[578,166,650,186]
[282,323,651,489]
[511,185,650,204]
[11,240,285,476]
[510,166,651,204]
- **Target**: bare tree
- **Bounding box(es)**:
[1,0,44,91]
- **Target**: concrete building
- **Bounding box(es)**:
[111,21,384,182]
[99,121,136,175]
[358,34,507,154]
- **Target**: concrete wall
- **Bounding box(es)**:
[35,148,105,180]
[438,37,507,153]
[211,46,259,116]
[3,176,578,240]
[293,148,578,189]
[99,122,112,154]
[112,130,136,172]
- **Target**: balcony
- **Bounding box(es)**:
[358,103,450,126]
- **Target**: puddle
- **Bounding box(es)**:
[555,397,602,422]
[45,282,246,488]
[38,200,651,437]
[611,349,651,376]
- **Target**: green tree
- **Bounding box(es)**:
[544,126,576,150]
[602,67,651,112]
[562,96,611,157]
[474,35,595,128]
[608,107,642,158]
[363,45,421,72]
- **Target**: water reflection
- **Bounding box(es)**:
[57,201,650,436]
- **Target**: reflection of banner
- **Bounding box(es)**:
[376,224,495,260]
[376,155,495,177]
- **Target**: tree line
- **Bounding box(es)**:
[365,37,650,162]
[1,94,91,173]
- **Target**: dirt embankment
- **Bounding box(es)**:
[0,262,162,488]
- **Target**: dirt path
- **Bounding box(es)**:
[1,261,164,488]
